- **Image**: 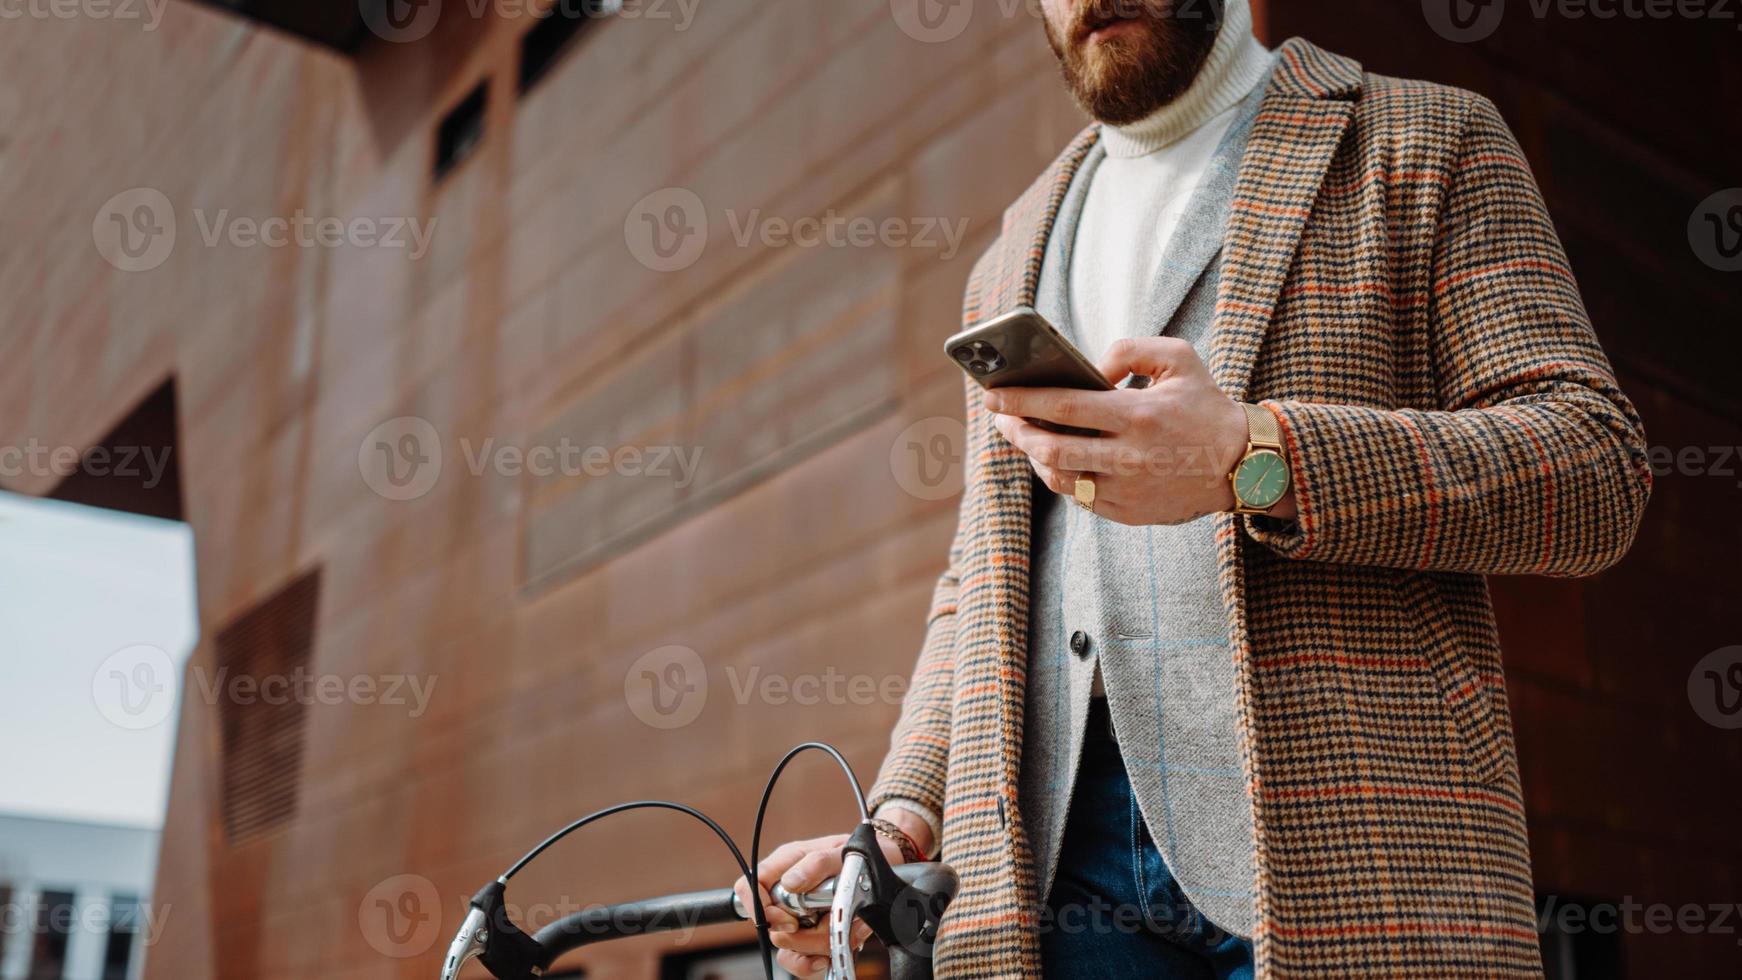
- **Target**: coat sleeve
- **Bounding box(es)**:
[867,528,961,820]
[1246,94,1652,577]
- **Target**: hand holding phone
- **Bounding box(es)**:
[944,307,1116,435]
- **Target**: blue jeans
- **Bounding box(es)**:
[1038,700,1255,980]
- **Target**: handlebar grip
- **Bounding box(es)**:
[531,887,740,963]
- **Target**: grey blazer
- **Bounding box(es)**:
[1018,74,1269,940]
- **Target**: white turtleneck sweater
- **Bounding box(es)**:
[1070,3,1273,363]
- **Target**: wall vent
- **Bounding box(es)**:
[215,570,321,845]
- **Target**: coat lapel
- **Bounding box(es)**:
[962,124,1103,535]
[1211,39,1363,400]
[954,128,1101,878]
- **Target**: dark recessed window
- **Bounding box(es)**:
[519,0,612,93]
[28,890,75,980]
[435,82,488,180]
[102,895,140,980]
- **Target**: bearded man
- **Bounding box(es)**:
[738,1,1651,976]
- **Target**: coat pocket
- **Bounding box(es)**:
[1407,572,1508,785]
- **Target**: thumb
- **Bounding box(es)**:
[1097,337,1195,386]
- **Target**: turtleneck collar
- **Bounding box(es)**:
[1097,0,1273,160]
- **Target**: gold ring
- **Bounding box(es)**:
[1073,475,1096,513]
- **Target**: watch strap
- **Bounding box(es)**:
[1242,402,1282,452]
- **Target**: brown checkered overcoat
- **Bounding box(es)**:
[869,38,1652,979]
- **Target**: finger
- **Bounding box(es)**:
[1097,337,1197,386]
[770,922,833,956]
[736,876,800,933]
[1030,459,1075,497]
[851,921,874,950]
[983,386,1128,432]
[780,845,845,892]
[757,835,841,887]
[995,416,1121,474]
[776,948,828,977]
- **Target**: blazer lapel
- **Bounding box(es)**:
[1211,39,1363,400]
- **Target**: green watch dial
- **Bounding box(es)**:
[1233,449,1290,510]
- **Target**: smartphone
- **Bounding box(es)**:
[944,307,1114,435]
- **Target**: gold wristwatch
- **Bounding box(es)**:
[1228,403,1291,515]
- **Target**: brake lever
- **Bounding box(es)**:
[441,880,547,980]
[442,905,488,980]
[827,851,873,980]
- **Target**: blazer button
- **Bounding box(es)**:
[1069,630,1090,657]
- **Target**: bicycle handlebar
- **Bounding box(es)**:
[444,859,959,980]
[529,862,956,963]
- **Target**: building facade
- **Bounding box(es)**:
[0,815,157,980]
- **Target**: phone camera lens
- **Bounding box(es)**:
[951,346,975,362]
[969,360,990,375]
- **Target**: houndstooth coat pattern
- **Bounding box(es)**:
[869,37,1652,979]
